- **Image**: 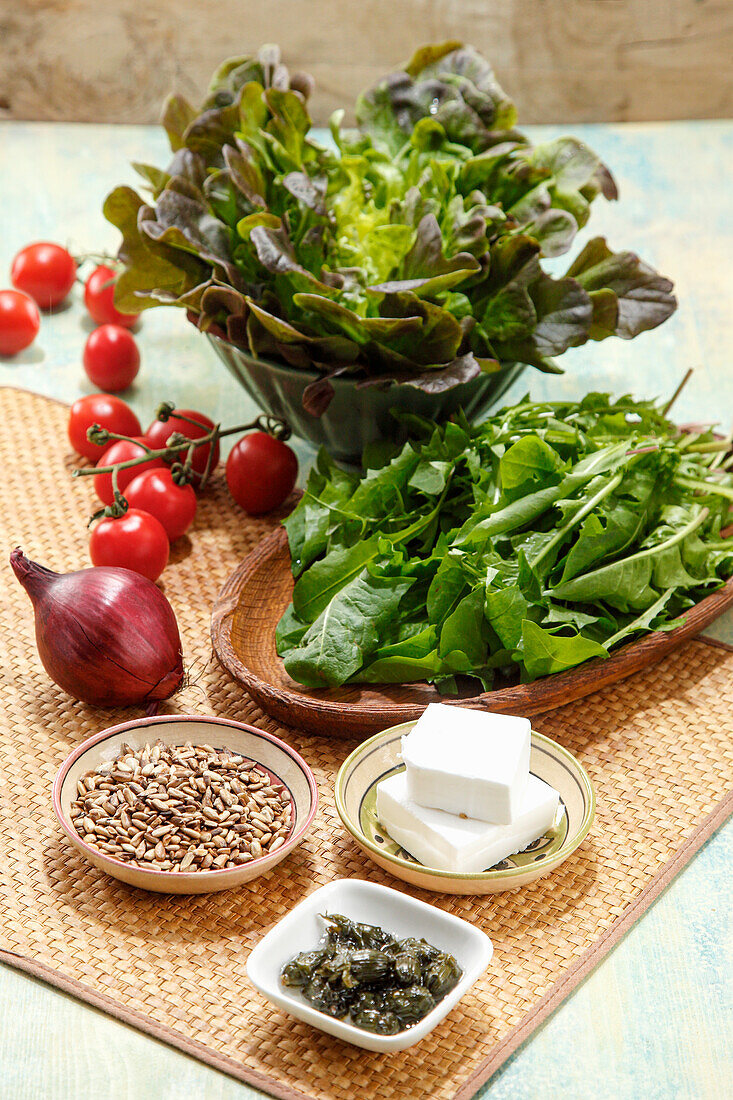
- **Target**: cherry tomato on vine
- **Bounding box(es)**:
[226,432,298,515]
[0,289,40,356]
[125,468,197,542]
[89,509,169,582]
[94,438,164,505]
[84,265,139,327]
[11,242,76,309]
[68,394,142,462]
[83,324,140,392]
[145,409,220,482]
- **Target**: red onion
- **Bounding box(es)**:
[10,549,184,706]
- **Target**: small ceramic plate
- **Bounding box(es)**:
[246,878,493,1051]
[53,714,318,894]
[335,723,595,894]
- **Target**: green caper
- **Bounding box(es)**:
[392,949,422,985]
[425,954,462,998]
[353,990,388,1014]
[318,947,352,987]
[351,1009,401,1035]
[396,937,442,965]
[383,985,436,1026]
[302,976,353,1018]
[359,925,397,951]
[322,913,362,948]
[345,949,393,987]
[280,950,327,987]
[323,913,397,951]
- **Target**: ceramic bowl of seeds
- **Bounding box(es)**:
[53,714,318,894]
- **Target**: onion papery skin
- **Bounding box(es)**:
[10,550,184,707]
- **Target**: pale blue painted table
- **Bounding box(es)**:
[0,120,731,1100]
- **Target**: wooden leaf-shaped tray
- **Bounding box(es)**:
[210,527,733,738]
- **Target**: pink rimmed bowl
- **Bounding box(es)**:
[52,714,318,894]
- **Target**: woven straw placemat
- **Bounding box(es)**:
[1,387,731,1100]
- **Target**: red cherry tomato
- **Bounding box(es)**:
[83,324,140,392]
[84,265,139,327]
[68,394,142,462]
[0,289,40,356]
[94,438,164,504]
[226,432,298,515]
[89,509,169,582]
[11,242,76,309]
[145,409,220,483]
[125,468,197,542]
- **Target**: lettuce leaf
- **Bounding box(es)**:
[105,42,676,412]
[277,393,733,688]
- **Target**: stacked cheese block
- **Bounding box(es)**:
[376,703,560,874]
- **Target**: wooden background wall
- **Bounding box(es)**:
[1,0,731,126]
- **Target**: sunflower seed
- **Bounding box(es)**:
[68,740,293,873]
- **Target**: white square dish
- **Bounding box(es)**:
[246,878,493,1052]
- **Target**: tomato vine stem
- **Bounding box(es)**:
[74,409,291,493]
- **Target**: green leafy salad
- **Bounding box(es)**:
[277,395,733,690]
[105,42,676,414]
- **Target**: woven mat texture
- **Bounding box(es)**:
[1,387,732,1100]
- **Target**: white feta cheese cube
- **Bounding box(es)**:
[401,703,531,824]
[376,770,560,875]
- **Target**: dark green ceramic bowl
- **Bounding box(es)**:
[207,334,526,463]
